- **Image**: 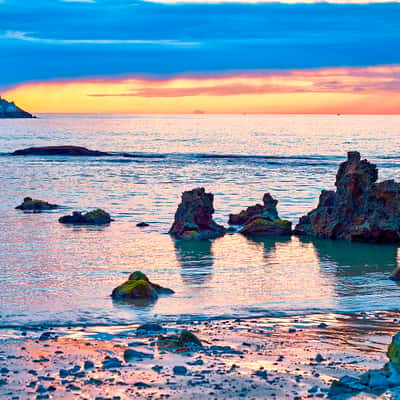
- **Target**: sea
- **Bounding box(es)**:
[1,114,400,329]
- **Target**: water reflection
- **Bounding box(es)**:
[299,237,398,276]
[173,238,214,285]
[244,235,291,260]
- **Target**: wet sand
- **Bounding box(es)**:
[1,311,400,399]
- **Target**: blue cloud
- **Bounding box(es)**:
[0,0,399,85]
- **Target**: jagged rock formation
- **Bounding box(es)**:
[0,97,33,118]
[228,193,279,225]
[15,197,59,211]
[229,193,292,236]
[59,209,112,225]
[169,188,225,239]
[12,145,110,156]
[295,151,400,243]
[111,271,174,302]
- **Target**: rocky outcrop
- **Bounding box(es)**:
[15,197,59,211]
[229,193,292,236]
[169,188,225,239]
[59,209,112,225]
[0,97,33,118]
[295,151,400,243]
[228,193,279,225]
[111,271,174,302]
[12,146,110,156]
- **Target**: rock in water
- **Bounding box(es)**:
[12,145,110,156]
[295,151,400,243]
[229,193,279,225]
[59,209,112,225]
[157,329,202,350]
[0,97,33,118]
[229,193,291,236]
[169,187,225,239]
[111,271,174,302]
[15,197,59,211]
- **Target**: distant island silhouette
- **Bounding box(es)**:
[0,96,34,118]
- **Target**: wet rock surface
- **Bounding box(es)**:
[12,145,110,156]
[111,271,174,302]
[169,187,225,240]
[15,197,59,211]
[58,209,112,225]
[295,151,400,243]
[229,193,292,236]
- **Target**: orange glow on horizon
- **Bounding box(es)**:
[3,65,400,114]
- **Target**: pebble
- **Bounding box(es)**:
[102,357,122,369]
[173,366,188,375]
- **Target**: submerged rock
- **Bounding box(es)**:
[15,197,59,211]
[229,193,291,236]
[157,329,202,350]
[169,187,225,239]
[295,151,400,243]
[111,271,174,302]
[12,145,110,156]
[59,209,112,225]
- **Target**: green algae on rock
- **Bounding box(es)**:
[111,271,174,302]
[230,193,292,236]
[59,209,112,225]
[15,197,59,211]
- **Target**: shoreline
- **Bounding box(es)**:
[1,310,400,399]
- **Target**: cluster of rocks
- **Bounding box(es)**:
[15,197,59,211]
[329,332,400,397]
[169,188,291,240]
[58,209,112,225]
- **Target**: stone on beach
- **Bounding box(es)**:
[12,145,110,156]
[15,197,59,211]
[58,209,112,225]
[295,151,400,243]
[111,271,174,302]
[157,329,202,350]
[229,193,292,236]
[169,187,225,239]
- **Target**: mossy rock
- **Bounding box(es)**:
[16,197,59,211]
[111,271,174,302]
[240,217,292,236]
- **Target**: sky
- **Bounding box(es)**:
[1,0,400,114]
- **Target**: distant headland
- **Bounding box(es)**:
[0,96,34,118]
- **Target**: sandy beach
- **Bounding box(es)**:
[1,311,400,400]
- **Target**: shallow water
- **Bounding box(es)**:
[0,114,400,327]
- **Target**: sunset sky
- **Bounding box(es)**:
[1,0,400,114]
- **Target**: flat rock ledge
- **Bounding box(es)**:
[295,151,400,243]
[169,187,225,240]
[59,209,112,225]
[12,145,110,156]
[15,197,59,211]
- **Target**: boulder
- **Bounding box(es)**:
[229,193,291,236]
[169,187,225,239]
[295,151,400,243]
[111,271,174,302]
[12,145,110,156]
[229,193,279,225]
[59,209,112,225]
[15,197,59,211]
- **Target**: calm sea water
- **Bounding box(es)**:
[1,114,400,328]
